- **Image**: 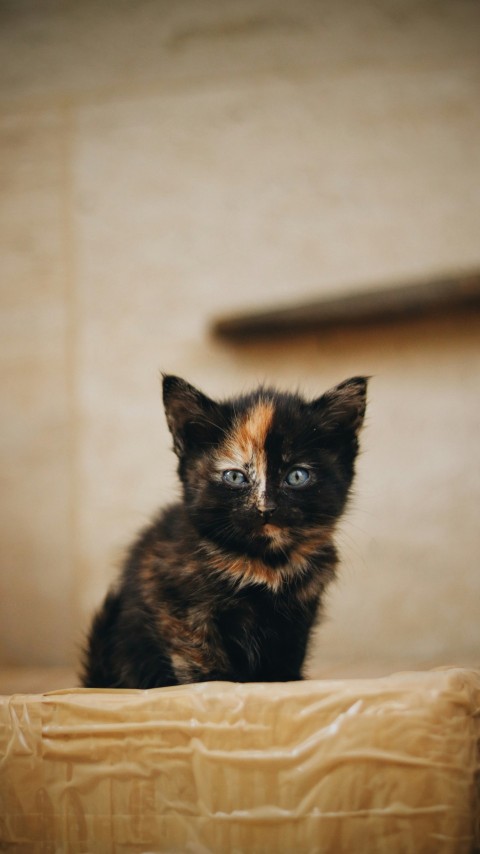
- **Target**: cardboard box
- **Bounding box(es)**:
[1,668,479,852]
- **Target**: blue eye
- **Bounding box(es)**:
[223,470,248,488]
[285,467,310,488]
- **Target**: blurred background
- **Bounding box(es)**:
[1,0,479,692]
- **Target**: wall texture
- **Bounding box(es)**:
[1,0,479,672]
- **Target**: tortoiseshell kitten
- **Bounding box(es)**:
[81,374,367,689]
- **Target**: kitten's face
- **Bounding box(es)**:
[163,375,367,566]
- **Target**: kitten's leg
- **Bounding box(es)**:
[80,590,122,687]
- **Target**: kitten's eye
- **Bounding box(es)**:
[222,469,248,488]
[285,467,310,488]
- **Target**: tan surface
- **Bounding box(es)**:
[1,668,479,853]
[1,656,480,697]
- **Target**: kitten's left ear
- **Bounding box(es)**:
[162,375,222,456]
[312,376,368,436]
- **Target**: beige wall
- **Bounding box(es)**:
[1,1,479,671]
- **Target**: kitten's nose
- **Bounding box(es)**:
[259,499,277,520]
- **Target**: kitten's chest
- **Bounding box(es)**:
[214,583,315,681]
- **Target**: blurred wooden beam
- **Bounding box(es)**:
[211,271,480,341]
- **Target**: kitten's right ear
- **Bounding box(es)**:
[311,376,369,437]
[162,375,222,456]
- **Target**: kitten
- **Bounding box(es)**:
[81,374,367,689]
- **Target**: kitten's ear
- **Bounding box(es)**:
[312,376,368,436]
[162,375,222,456]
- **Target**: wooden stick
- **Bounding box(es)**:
[211,271,480,341]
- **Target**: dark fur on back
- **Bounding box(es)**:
[81,375,368,688]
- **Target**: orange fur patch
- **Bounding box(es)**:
[289,528,334,563]
[203,539,330,593]
[235,400,275,458]
[215,401,275,504]
[219,400,273,465]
